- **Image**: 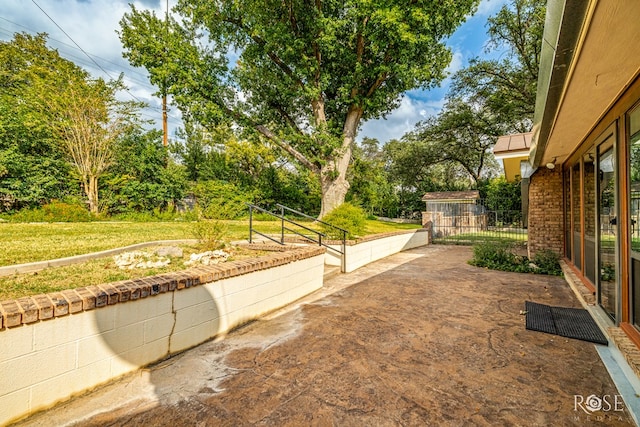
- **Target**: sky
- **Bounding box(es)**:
[0,0,508,144]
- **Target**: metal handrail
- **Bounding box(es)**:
[248,203,347,273]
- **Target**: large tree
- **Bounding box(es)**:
[401,98,501,186]
[346,137,395,217]
[0,33,143,215]
[102,128,187,214]
[119,0,478,217]
[450,0,545,132]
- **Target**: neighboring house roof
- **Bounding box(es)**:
[422,190,480,202]
[493,132,532,158]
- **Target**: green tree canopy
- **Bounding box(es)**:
[401,98,501,186]
[0,33,77,211]
[0,33,155,215]
[395,0,545,201]
[119,0,478,217]
[102,128,187,214]
[450,0,545,132]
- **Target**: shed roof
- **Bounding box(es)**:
[493,132,532,155]
[421,190,480,202]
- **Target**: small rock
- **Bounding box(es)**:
[185,250,230,266]
[155,246,183,258]
[114,250,171,270]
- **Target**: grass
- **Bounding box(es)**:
[0,219,420,266]
[0,219,421,300]
[433,230,528,245]
[0,221,282,266]
[0,244,269,301]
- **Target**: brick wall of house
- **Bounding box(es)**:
[527,167,564,258]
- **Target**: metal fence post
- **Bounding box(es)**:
[280,205,285,244]
[341,230,346,273]
[248,205,253,243]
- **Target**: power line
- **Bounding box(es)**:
[2,5,184,127]
[0,16,149,83]
[1,21,182,123]
[28,0,178,118]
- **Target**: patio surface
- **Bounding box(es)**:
[15,246,634,426]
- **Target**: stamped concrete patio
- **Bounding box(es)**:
[14,246,635,426]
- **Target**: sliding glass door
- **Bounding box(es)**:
[598,142,616,320]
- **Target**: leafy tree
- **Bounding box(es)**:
[119,0,479,217]
[385,136,475,191]
[35,71,143,214]
[173,122,233,182]
[0,33,77,211]
[450,0,545,132]
[0,33,145,215]
[347,137,395,217]
[191,180,255,220]
[395,0,545,202]
[102,128,188,214]
[403,99,501,185]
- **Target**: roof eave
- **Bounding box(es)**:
[529,0,592,169]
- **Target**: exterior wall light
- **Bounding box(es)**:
[546,157,557,170]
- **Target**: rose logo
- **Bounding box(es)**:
[585,395,603,412]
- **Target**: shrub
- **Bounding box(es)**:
[468,241,530,273]
[531,249,562,276]
[251,211,278,221]
[191,181,254,220]
[319,203,367,240]
[193,219,229,250]
[469,242,563,276]
[6,201,93,222]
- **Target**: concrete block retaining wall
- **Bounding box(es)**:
[324,229,429,273]
[0,246,325,426]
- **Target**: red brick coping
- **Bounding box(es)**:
[0,245,325,331]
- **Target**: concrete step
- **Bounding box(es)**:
[323,265,342,281]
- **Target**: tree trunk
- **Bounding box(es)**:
[84,175,99,215]
[317,106,362,218]
[319,156,351,218]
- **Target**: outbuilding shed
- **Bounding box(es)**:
[421,190,486,238]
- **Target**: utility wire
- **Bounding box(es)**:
[30,0,147,105]
[0,17,150,83]
[28,0,182,122]
[2,5,183,126]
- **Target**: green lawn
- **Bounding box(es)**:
[0,220,273,266]
[0,219,420,266]
[0,219,420,300]
[433,230,528,244]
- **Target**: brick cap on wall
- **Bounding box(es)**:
[0,245,325,331]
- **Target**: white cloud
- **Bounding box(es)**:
[358,96,444,144]
[476,0,508,17]
[445,49,464,78]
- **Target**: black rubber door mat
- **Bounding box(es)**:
[525,301,608,345]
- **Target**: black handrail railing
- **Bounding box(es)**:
[247,203,347,273]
